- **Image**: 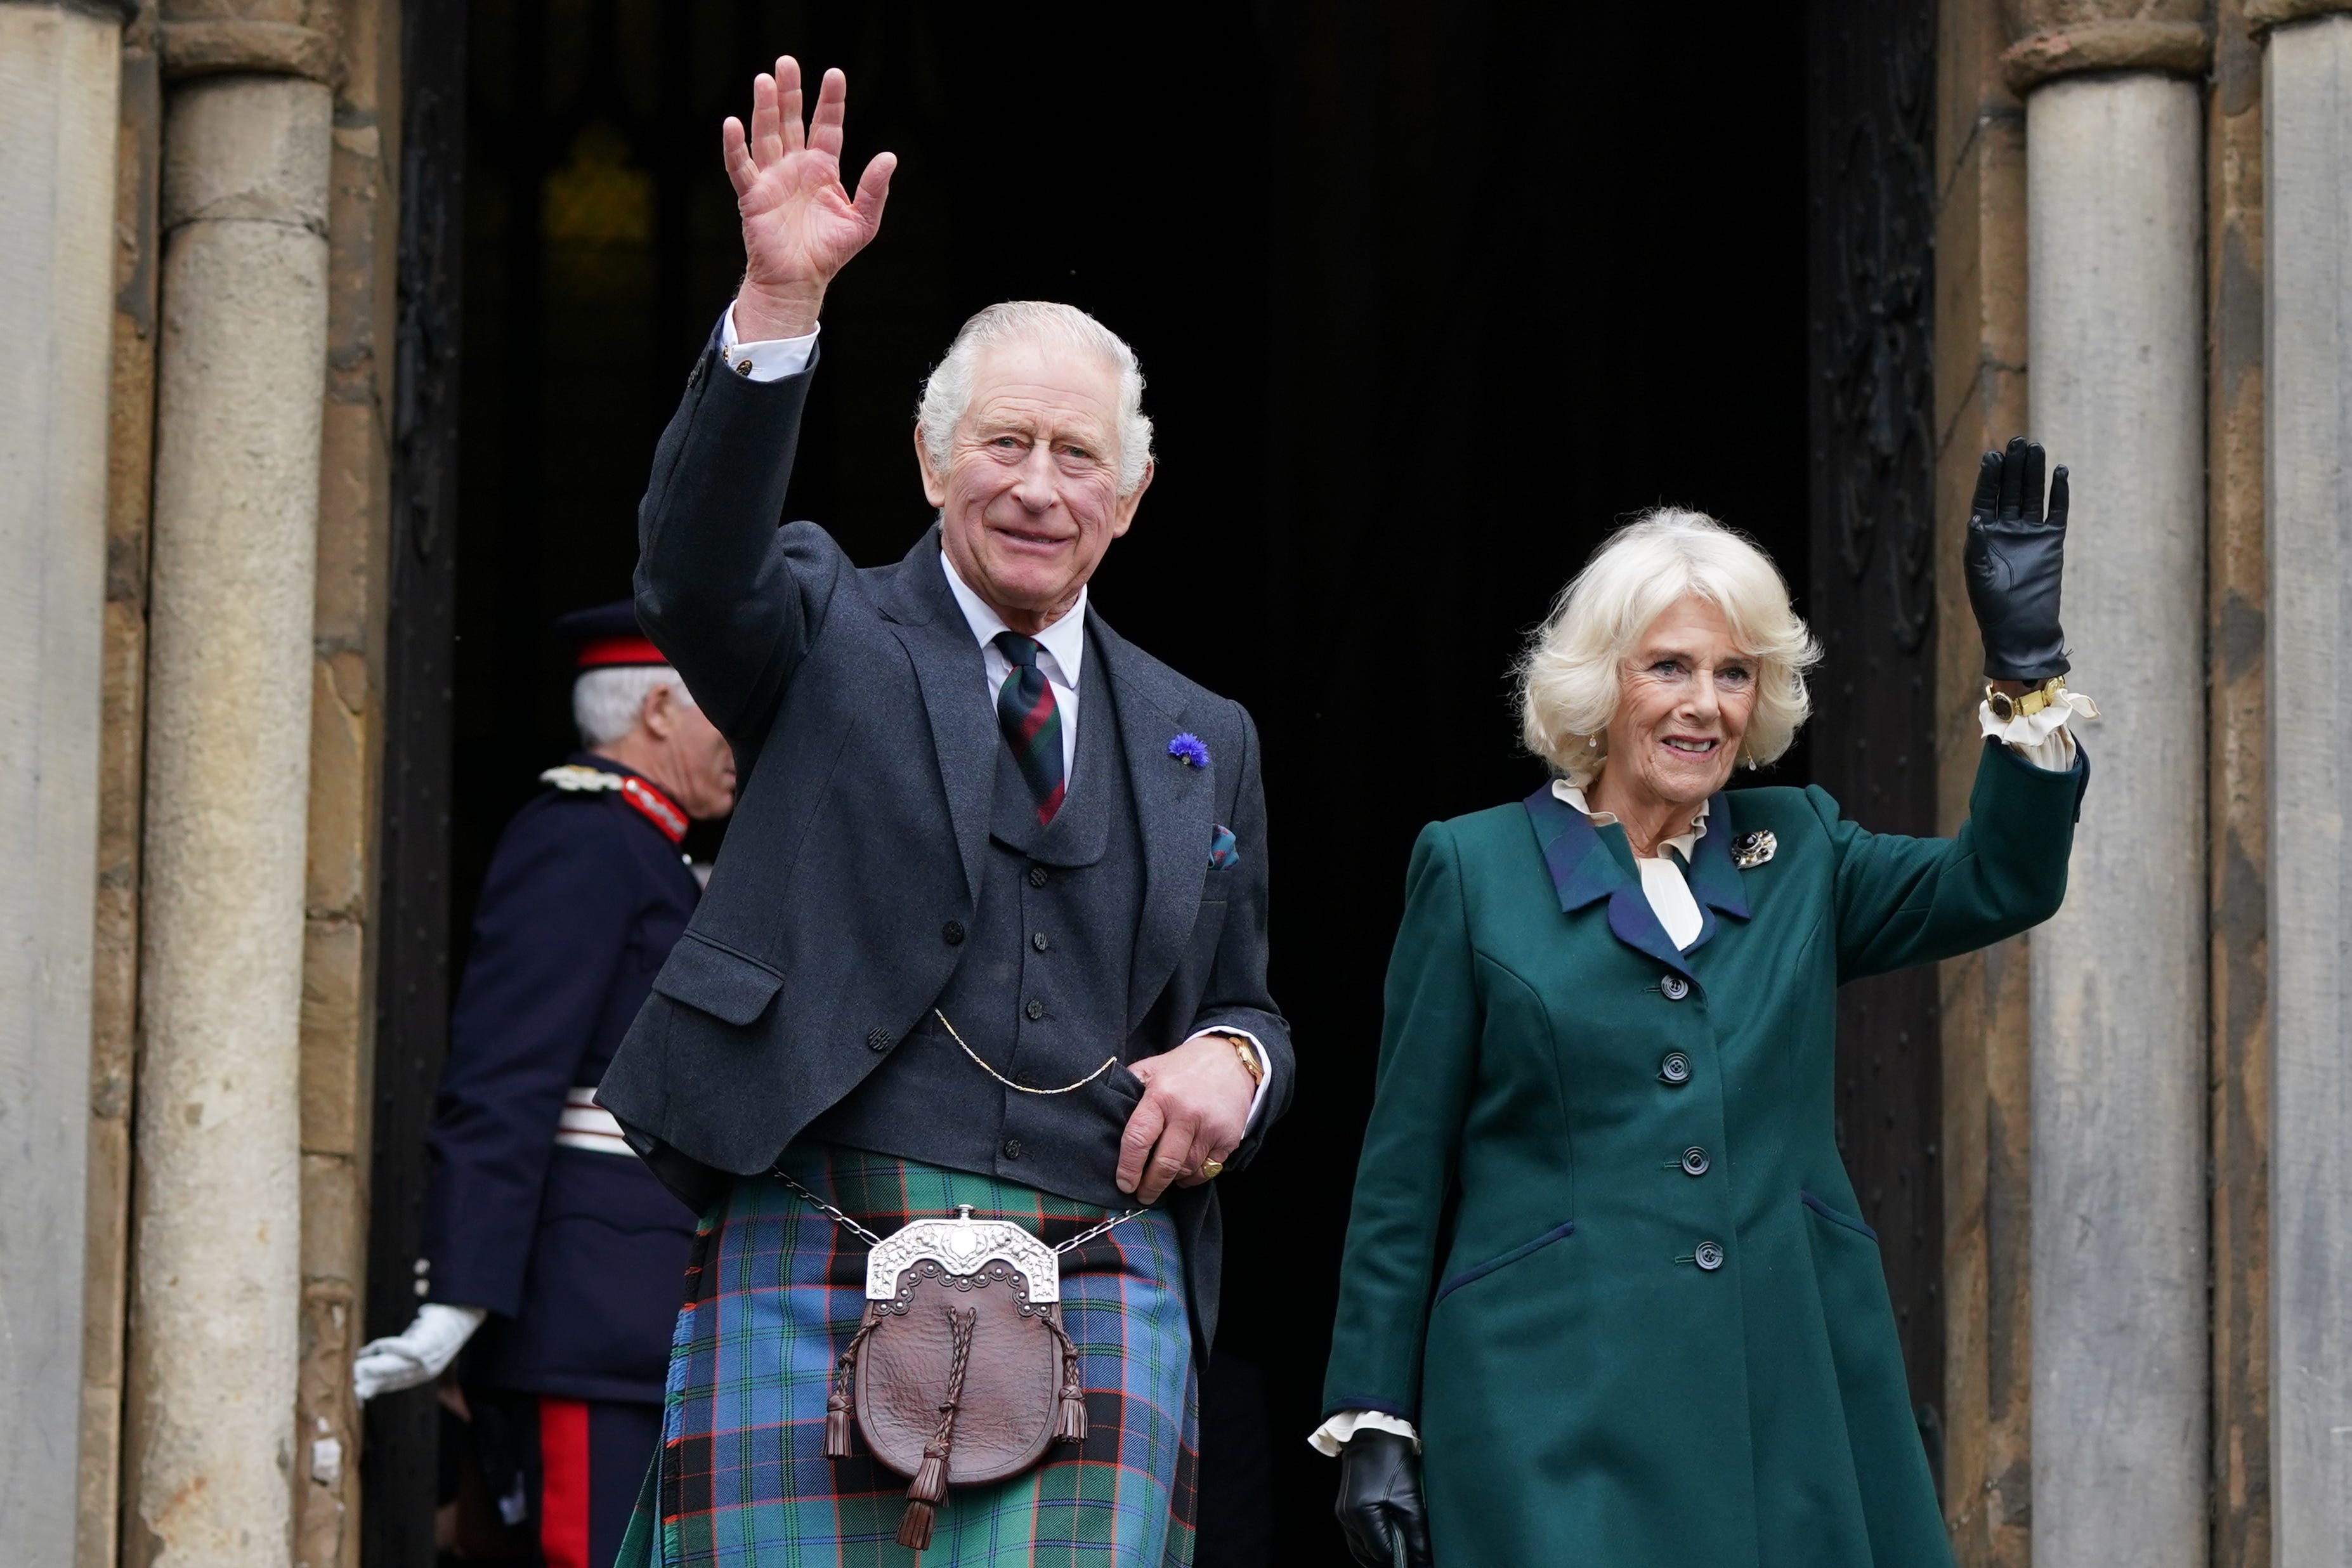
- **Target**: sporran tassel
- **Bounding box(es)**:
[1045,1312,1087,1442]
[896,1496,938,1552]
[908,1444,950,1505]
[895,1304,976,1553]
[1055,1385,1088,1443]
[825,1316,876,1460]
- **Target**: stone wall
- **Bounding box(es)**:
[1931,3,2033,1561]
[72,2,396,1562]
[298,1,400,1562]
[0,3,127,1560]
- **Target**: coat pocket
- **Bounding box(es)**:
[1433,1220,1576,1306]
[1800,1189,1880,1243]
[650,932,784,1026]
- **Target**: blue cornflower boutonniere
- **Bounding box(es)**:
[1168,732,1210,769]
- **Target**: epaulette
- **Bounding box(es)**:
[541,764,624,793]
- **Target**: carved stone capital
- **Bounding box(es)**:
[2002,4,2211,91]
[2247,0,2352,33]
[157,1,338,84]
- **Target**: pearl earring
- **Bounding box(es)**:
[1586,735,1598,748]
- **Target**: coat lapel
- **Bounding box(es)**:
[1523,783,1753,979]
[1678,790,1749,955]
[878,527,995,903]
[1094,613,1213,1031]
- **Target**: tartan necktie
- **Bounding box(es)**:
[993,631,1066,823]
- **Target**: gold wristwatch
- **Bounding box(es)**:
[1202,1029,1265,1087]
[1985,677,2067,723]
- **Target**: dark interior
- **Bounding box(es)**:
[445,3,1813,1560]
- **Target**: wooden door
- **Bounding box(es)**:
[1805,0,1946,1489]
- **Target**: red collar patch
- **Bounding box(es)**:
[618,776,689,844]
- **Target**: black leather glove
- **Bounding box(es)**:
[1964,436,2072,681]
[1335,1429,1432,1567]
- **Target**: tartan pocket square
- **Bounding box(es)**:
[1208,824,1239,870]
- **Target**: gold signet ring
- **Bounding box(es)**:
[1198,1158,1225,1179]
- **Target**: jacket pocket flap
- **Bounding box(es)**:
[651,933,783,1026]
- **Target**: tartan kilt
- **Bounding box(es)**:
[619,1144,1198,1567]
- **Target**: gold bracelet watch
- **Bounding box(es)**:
[1985,677,2067,723]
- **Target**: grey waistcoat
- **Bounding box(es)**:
[804,636,1155,1210]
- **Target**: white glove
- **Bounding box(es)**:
[352,1303,487,1402]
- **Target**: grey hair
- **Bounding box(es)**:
[915,301,1154,495]
[572,665,693,747]
[1516,508,1821,786]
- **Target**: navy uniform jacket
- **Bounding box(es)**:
[422,754,701,1403]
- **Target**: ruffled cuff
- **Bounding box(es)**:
[1307,1409,1420,1457]
[1978,687,2098,772]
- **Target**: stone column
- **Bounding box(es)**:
[2004,6,2211,1566]
[2255,4,2352,1558]
[125,6,336,1562]
[0,3,124,1561]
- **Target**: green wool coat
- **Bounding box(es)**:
[1322,740,2086,1567]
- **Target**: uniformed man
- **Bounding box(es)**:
[353,603,736,1568]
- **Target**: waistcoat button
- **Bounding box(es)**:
[1028,865,1050,887]
[865,1028,892,1052]
[943,920,966,946]
[1025,999,1046,1021]
[1694,1241,1725,1271]
[1661,974,1690,1001]
[1002,1138,1024,1160]
[1032,932,1050,952]
[1659,1051,1692,1085]
[1681,1146,1711,1177]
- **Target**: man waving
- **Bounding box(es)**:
[601,59,1290,1567]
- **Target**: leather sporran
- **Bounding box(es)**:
[821,1205,1089,1551]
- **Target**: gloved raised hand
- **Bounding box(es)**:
[1964,436,2072,681]
[352,1302,486,1402]
[1335,1429,1433,1567]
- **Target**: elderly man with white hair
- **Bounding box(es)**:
[353,602,735,1568]
[1317,445,2094,1567]
[594,60,1291,1567]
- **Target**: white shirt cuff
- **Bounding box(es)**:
[718,301,820,382]
[1978,686,2097,771]
[1309,1410,1420,1457]
[1186,1027,1276,1130]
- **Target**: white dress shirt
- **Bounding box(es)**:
[719,304,1276,1129]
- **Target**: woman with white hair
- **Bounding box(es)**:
[1317,441,2091,1566]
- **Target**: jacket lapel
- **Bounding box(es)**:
[878,527,995,903]
[1677,790,1749,956]
[1094,613,1213,1031]
[1522,783,1695,979]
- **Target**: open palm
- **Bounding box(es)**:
[723,58,895,339]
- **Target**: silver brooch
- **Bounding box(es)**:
[1731,829,1777,869]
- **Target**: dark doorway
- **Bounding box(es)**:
[369,5,1956,1565]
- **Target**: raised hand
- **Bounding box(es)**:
[1964,436,2072,682]
[722,58,896,341]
